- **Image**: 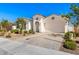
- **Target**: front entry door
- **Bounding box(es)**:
[35,22,39,32]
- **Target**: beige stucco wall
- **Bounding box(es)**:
[32,14,45,32]
[44,15,66,33]
[32,14,66,33]
[12,25,16,30]
[25,19,32,31]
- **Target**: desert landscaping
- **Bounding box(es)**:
[0,3,79,55]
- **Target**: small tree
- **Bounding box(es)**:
[70,4,79,33]
[1,19,12,31]
[16,18,26,34]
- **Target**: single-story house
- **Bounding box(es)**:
[12,14,74,33]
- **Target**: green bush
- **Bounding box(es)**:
[29,30,32,33]
[64,32,70,40]
[11,29,19,34]
[0,30,6,32]
[22,30,27,36]
[0,30,3,32]
[29,30,35,34]
[24,30,27,33]
[64,40,77,50]
[64,31,76,40]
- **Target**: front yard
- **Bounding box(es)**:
[1,29,79,55]
[0,29,35,40]
[60,32,79,55]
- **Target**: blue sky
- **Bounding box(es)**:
[0,3,72,22]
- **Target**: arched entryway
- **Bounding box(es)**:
[35,22,39,32]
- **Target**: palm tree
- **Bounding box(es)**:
[1,19,11,31]
[16,18,26,33]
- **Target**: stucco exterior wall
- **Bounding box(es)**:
[65,22,74,33]
[32,14,45,32]
[12,25,16,30]
[32,14,66,33]
[44,15,66,33]
[26,21,31,31]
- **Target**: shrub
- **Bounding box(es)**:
[22,30,34,34]
[64,40,77,50]
[29,30,32,33]
[64,31,76,40]
[24,30,27,33]
[11,29,19,34]
[22,30,27,36]
[0,30,6,32]
[0,30,3,32]
[29,30,35,34]
[64,32,70,40]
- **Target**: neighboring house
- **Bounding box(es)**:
[12,18,32,31]
[65,21,74,33]
[12,24,17,30]
[25,19,32,31]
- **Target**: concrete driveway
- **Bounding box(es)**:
[0,38,71,55]
[24,33,64,50]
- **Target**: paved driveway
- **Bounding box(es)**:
[0,33,71,55]
[0,38,71,55]
[24,33,64,50]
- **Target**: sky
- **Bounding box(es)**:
[0,3,73,22]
